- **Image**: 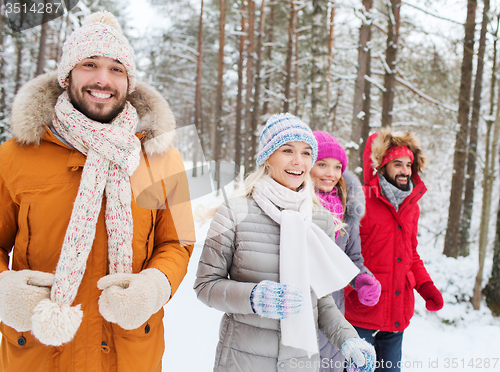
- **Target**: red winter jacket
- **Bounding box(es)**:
[344,130,433,332]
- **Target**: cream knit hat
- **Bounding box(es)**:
[58,11,136,93]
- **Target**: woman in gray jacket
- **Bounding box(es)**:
[194,114,375,372]
[310,131,381,372]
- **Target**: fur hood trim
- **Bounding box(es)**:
[370,127,427,173]
[343,171,365,224]
[10,71,176,156]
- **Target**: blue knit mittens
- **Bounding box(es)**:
[341,337,376,372]
[250,280,304,319]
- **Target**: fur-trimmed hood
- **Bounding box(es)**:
[9,71,176,156]
[363,127,427,185]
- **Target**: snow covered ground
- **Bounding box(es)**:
[162,186,500,371]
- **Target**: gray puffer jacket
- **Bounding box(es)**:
[194,196,358,372]
[318,171,373,372]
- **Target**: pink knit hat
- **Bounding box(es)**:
[313,131,348,174]
[58,11,136,93]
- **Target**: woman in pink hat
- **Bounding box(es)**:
[311,131,382,372]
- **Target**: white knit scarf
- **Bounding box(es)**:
[252,176,359,357]
[31,91,141,346]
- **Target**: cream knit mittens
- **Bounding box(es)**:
[0,270,55,332]
[341,337,376,372]
[250,280,304,319]
[97,268,171,330]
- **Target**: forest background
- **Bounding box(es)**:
[1,0,500,352]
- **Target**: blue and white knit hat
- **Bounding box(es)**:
[256,113,318,167]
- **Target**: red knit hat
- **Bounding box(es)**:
[380,145,414,168]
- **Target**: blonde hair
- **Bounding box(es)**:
[195,165,345,233]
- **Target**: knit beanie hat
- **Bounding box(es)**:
[313,131,348,174]
[256,113,318,167]
[58,11,136,93]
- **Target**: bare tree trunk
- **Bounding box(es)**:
[244,0,256,173]
[0,11,6,121]
[460,0,490,257]
[57,8,71,63]
[474,90,500,309]
[359,45,372,181]
[327,0,335,106]
[443,0,477,258]
[14,35,24,94]
[349,0,374,173]
[248,0,267,171]
[472,7,498,309]
[381,0,401,127]
[193,0,204,178]
[36,2,50,76]
[213,0,226,189]
[54,11,69,64]
[484,190,500,315]
[261,3,275,117]
[483,14,500,315]
[310,0,330,129]
[234,0,247,178]
[294,9,300,116]
[283,0,295,113]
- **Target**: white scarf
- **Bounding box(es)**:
[31,91,141,346]
[252,176,359,357]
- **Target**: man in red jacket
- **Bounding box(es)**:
[344,127,443,372]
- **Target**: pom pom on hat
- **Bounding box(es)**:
[83,11,122,31]
[256,113,318,167]
[313,131,348,173]
[58,11,136,93]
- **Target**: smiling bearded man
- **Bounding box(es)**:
[0,11,194,372]
[344,127,444,372]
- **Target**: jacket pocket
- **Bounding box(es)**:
[345,272,388,329]
[12,202,31,270]
[0,322,39,350]
[216,314,234,368]
[111,308,164,372]
[406,271,416,288]
[142,210,156,270]
[404,271,416,323]
[0,322,53,371]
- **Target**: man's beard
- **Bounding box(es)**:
[68,80,127,123]
[385,173,411,191]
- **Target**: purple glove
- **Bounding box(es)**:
[355,274,381,306]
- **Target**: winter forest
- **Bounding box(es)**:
[1,0,500,368]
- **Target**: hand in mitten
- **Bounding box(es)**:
[250,280,304,319]
[0,270,55,332]
[355,273,381,306]
[341,337,376,372]
[417,282,443,311]
[97,268,171,330]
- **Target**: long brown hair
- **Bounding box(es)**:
[336,176,347,218]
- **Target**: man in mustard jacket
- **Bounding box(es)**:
[0,11,195,372]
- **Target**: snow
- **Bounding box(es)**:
[162,177,500,371]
